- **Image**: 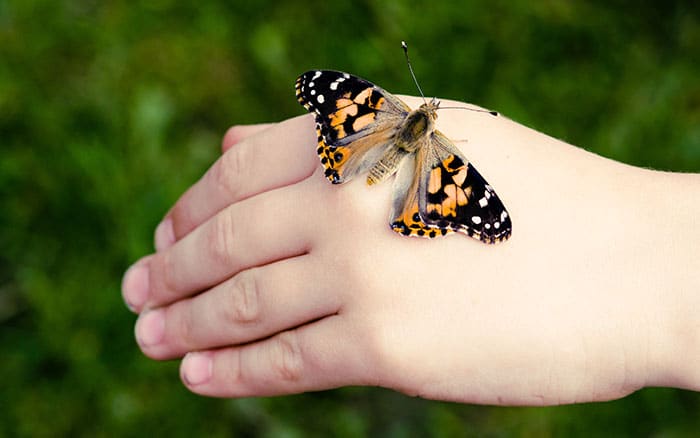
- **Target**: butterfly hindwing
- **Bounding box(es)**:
[295,70,409,184]
[391,151,453,238]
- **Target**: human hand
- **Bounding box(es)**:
[122,96,700,405]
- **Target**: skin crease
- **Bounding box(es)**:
[122,96,700,405]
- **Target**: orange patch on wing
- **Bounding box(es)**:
[352,113,376,132]
[457,186,469,206]
[426,203,441,216]
[329,104,358,126]
[318,143,352,178]
[394,203,431,234]
[442,155,459,168]
[327,89,384,138]
[331,124,347,139]
[350,88,385,110]
[393,191,454,238]
[328,104,359,139]
[428,167,442,194]
[369,96,385,110]
[335,97,354,109]
[442,184,457,217]
[452,167,467,186]
[353,88,372,104]
[331,146,351,169]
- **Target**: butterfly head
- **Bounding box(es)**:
[418,97,440,121]
[399,100,439,151]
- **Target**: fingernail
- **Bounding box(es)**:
[135,309,165,347]
[155,216,175,251]
[182,352,213,386]
[122,262,150,311]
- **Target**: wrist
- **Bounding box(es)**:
[641,171,700,390]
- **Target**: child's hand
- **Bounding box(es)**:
[122,97,700,405]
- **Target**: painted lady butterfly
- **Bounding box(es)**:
[295,43,511,243]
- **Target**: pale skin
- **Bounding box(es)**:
[121,96,700,405]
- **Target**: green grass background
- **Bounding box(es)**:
[2,1,700,436]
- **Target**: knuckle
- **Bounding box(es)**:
[208,210,237,268]
[225,270,261,324]
[228,347,244,386]
[224,125,245,145]
[210,146,246,200]
[158,250,178,299]
[178,306,197,346]
[170,201,193,238]
[271,331,304,382]
[209,158,235,199]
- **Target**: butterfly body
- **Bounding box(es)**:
[395,100,437,152]
[367,99,437,185]
[295,70,511,243]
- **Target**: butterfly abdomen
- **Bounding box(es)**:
[367,146,407,185]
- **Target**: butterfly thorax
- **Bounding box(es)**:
[366,100,439,185]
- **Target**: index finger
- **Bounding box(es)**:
[157,114,318,251]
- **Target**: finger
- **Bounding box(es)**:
[179,316,371,397]
[136,254,341,360]
[143,177,320,310]
[156,114,317,251]
[221,123,275,153]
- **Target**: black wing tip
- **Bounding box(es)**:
[479,216,513,243]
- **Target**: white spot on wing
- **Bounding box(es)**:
[317,94,325,104]
[471,216,482,224]
[330,82,338,90]
[479,197,488,208]
[312,71,322,80]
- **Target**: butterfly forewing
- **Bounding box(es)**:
[296,71,411,184]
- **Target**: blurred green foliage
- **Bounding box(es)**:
[1,0,699,436]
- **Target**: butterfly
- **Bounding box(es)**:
[295,49,511,243]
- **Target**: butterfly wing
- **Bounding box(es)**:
[391,152,453,238]
[296,70,411,184]
[390,130,511,242]
[419,131,512,243]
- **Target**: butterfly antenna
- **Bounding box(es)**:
[402,41,498,117]
[401,41,427,105]
[440,106,499,116]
